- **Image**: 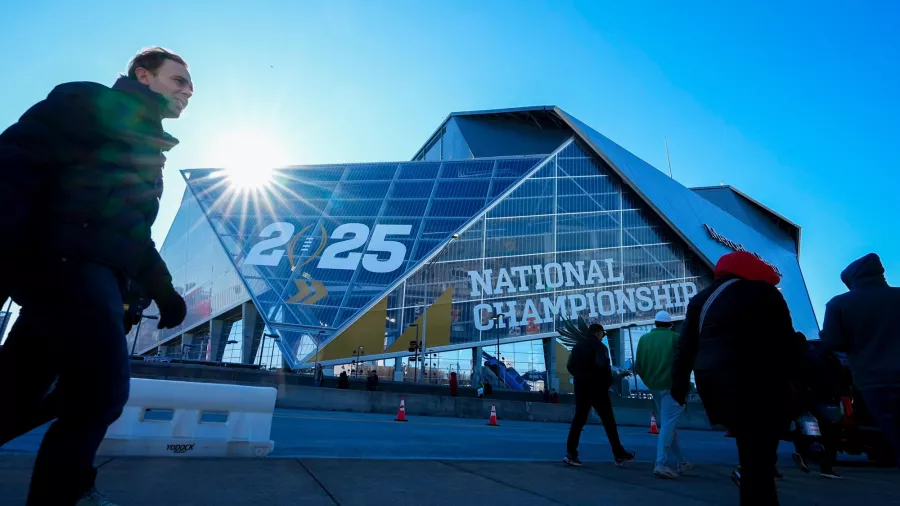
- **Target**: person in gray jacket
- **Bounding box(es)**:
[821,253,900,468]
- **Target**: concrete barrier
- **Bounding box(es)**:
[273,385,713,430]
[130,362,714,430]
[99,378,276,458]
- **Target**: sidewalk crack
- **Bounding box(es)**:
[438,461,568,505]
[295,459,341,505]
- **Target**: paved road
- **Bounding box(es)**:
[4,407,764,464]
[2,409,896,505]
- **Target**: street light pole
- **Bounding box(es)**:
[419,233,459,382]
[263,333,279,369]
[269,338,281,370]
[492,314,504,365]
[625,324,638,393]
[409,323,420,383]
[352,347,364,379]
[314,330,324,369]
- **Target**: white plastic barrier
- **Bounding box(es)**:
[97,378,276,458]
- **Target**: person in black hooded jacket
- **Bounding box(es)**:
[564,323,636,467]
[672,251,799,506]
[821,253,900,468]
[0,47,191,505]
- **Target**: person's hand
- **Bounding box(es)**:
[155,290,186,329]
[123,311,142,334]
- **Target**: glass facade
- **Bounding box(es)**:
[150,106,816,382]
[183,137,712,370]
[129,189,251,355]
[378,140,711,355]
[559,110,819,338]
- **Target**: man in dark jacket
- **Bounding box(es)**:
[821,253,900,468]
[672,251,798,506]
[564,323,636,467]
[0,47,190,505]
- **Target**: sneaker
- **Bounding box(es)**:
[731,468,741,488]
[77,488,119,506]
[654,465,679,479]
[792,452,810,473]
[677,461,693,475]
[820,470,842,479]
[615,451,637,467]
[563,454,582,467]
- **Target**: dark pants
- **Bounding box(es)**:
[566,380,627,459]
[861,387,900,468]
[731,425,781,506]
[0,263,130,505]
[792,407,839,473]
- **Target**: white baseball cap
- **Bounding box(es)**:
[655,311,672,323]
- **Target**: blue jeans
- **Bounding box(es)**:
[0,263,130,505]
[861,387,900,468]
[652,390,686,468]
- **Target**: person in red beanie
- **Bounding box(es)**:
[672,251,799,506]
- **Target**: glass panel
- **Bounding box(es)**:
[440,160,493,179]
[440,118,473,161]
[184,157,545,368]
[344,163,398,181]
[424,138,442,161]
[434,180,491,199]
[427,199,486,217]
[397,162,441,180]
[391,181,435,199]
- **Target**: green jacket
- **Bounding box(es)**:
[635,327,680,391]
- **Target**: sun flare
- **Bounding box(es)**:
[206,128,292,189]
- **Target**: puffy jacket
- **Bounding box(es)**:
[672,251,798,426]
[0,77,177,303]
[821,253,900,389]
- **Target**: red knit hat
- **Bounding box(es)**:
[714,251,781,286]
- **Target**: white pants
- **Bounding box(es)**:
[652,390,686,468]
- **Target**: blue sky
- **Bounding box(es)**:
[1,1,897,330]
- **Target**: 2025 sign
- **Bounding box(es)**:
[242,221,413,273]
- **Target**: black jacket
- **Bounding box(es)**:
[795,339,845,405]
[672,275,797,425]
[0,77,177,302]
[821,253,900,389]
[569,338,614,390]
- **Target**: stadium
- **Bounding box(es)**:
[129,106,818,393]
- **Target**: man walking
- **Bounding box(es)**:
[564,323,636,467]
[635,311,690,479]
[821,253,900,468]
[0,47,191,505]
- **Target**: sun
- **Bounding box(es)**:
[205,128,292,189]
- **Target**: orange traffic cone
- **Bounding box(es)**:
[649,412,659,435]
[395,397,408,422]
[487,404,499,426]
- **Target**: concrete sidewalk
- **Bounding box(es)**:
[1,455,896,505]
